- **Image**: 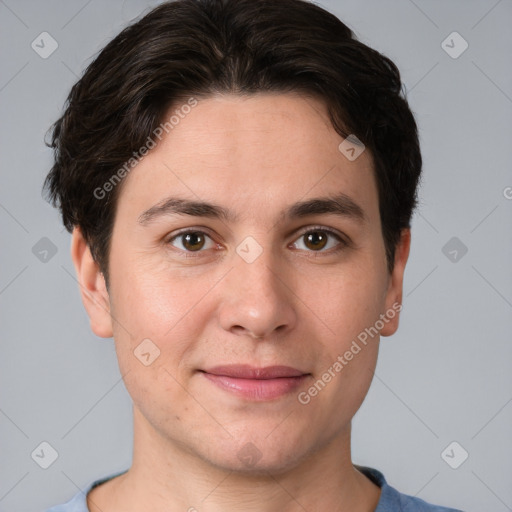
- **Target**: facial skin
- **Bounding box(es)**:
[72,92,410,512]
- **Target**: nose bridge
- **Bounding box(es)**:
[217,238,296,338]
[238,246,282,299]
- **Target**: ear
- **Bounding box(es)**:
[70,226,113,338]
[380,228,411,337]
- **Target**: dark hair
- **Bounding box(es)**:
[43,0,422,288]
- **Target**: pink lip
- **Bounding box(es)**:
[200,365,310,401]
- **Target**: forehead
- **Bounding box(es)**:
[115,93,379,228]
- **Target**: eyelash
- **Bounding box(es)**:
[165,226,349,258]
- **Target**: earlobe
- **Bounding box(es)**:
[380,228,411,337]
[70,226,113,338]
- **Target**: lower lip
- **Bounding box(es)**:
[201,373,308,401]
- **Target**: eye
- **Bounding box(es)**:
[167,230,217,254]
[166,227,348,257]
[290,227,347,253]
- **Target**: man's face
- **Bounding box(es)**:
[82,93,408,473]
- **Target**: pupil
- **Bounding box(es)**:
[307,232,327,250]
[184,232,204,251]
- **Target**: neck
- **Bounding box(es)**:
[88,407,381,512]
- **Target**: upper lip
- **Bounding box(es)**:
[202,365,308,379]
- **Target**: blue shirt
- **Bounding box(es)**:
[45,465,464,511]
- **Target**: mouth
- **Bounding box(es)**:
[199,365,311,401]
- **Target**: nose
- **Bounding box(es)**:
[217,246,297,340]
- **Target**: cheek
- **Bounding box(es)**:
[310,260,387,348]
[301,320,380,432]
[109,281,199,435]
[300,255,385,405]
[109,254,210,340]
[107,262,209,394]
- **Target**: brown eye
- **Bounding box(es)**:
[168,230,215,253]
[181,232,206,251]
[304,231,328,251]
[292,228,347,253]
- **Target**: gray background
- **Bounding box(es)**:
[1,0,511,510]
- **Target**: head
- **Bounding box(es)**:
[43,0,421,474]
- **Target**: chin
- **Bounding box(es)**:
[196,432,312,477]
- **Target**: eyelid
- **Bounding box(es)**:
[167,226,216,240]
[293,225,347,243]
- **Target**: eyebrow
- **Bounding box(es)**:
[137,193,367,226]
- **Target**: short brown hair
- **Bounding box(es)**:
[43,0,422,288]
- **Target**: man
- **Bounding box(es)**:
[43,0,464,510]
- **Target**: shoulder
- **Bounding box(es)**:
[44,488,89,512]
[44,470,128,512]
[355,465,466,512]
[393,491,466,512]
